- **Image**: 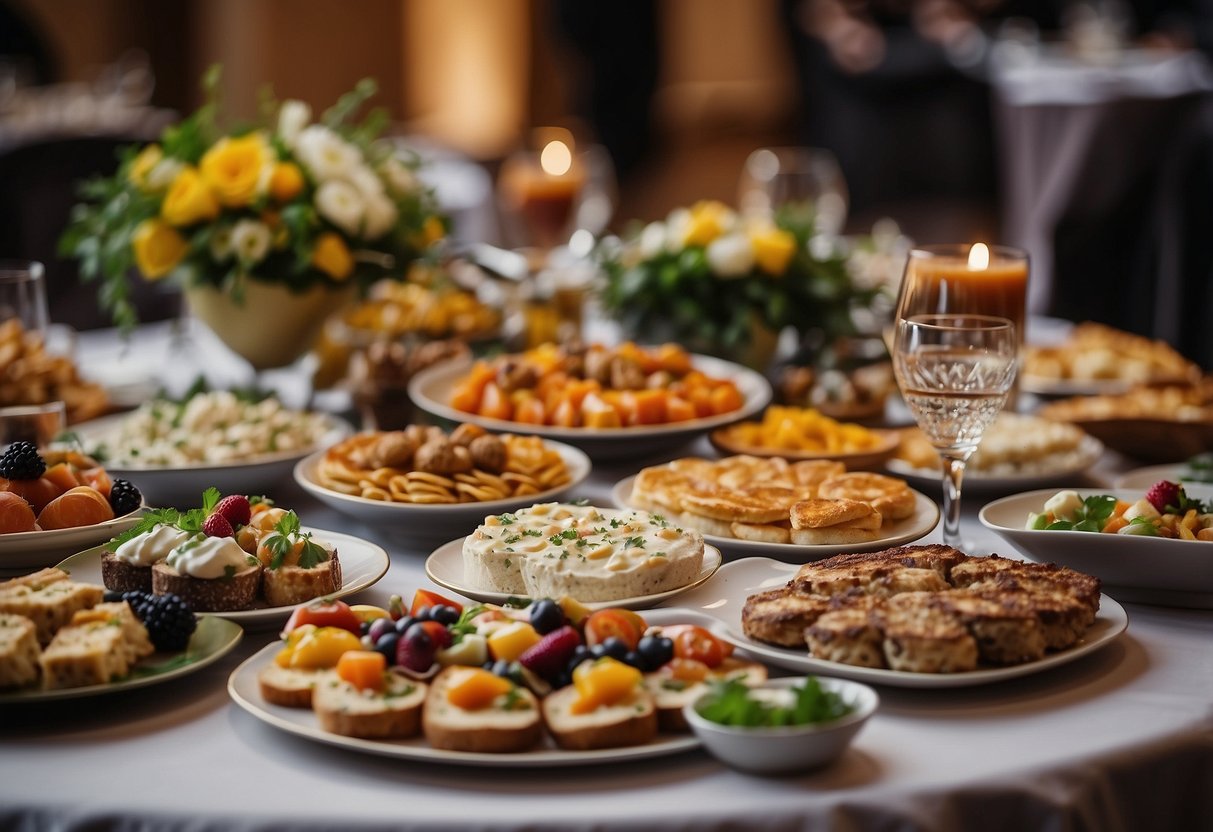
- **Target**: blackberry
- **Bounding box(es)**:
[108,479,143,516]
[121,591,197,651]
[0,441,46,480]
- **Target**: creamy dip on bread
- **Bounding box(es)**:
[463,502,704,602]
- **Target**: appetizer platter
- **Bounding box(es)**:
[293,426,591,536]
[1021,322,1201,396]
[227,595,768,766]
[408,344,771,459]
[708,406,901,470]
[612,455,938,559]
[70,392,352,504]
[0,567,242,702]
[665,552,1127,688]
[980,484,1213,606]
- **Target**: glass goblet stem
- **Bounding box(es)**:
[939,452,969,548]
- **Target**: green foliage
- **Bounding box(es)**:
[695,676,854,728]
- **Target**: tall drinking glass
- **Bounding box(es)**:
[893,314,1017,547]
[0,261,64,447]
[738,147,848,235]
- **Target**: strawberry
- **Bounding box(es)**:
[214,494,252,527]
[202,512,234,538]
[1145,480,1181,514]
[519,625,582,681]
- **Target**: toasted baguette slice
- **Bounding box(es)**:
[100,553,153,594]
[0,613,40,688]
[423,666,543,753]
[312,670,427,738]
[258,665,328,708]
[262,552,341,608]
[542,684,658,750]
[644,658,768,732]
[790,526,883,545]
[152,562,261,612]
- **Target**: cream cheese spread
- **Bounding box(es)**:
[166,534,253,579]
[113,524,192,567]
[463,502,704,602]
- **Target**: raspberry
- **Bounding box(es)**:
[1145,480,1181,514]
[121,591,196,651]
[0,441,46,480]
[202,512,234,538]
[214,494,251,527]
[108,478,143,516]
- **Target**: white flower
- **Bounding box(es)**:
[145,157,185,192]
[638,222,666,259]
[706,233,754,278]
[665,208,690,252]
[362,191,398,239]
[209,225,233,262]
[230,219,272,264]
[348,164,386,198]
[379,156,417,197]
[295,125,360,183]
[277,100,311,148]
[314,179,365,236]
[809,234,839,261]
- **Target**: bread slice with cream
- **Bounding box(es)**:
[542,683,658,750]
[423,666,543,753]
[312,670,428,738]
[258,665,328,708]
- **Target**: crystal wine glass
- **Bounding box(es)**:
[892,314,1017,547]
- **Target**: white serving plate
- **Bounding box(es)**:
[611,475,939,561]
[1115,462,1213,490]
[979,486,1213,607]
[885,434,1105,494]
[407,354,772,461]
[1020,375,1135,397]
[293,439,592,539]
[0,615,243,703]
[424,537,723,610]
[227,607,702,767]
[71,412,353,506]
[0,508,144,576]
[662,558,1128,688]
[57,527,390,628]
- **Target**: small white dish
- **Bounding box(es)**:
[71,412,353,507]
[424,537,723,610]
[408,354,772,461]
[612,475,939,561]
[293,439,592,541]
[56,526,390,628]
[684,676,878,774]
[979,486,1213,606]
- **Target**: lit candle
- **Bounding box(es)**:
[499,135,586,249]
[902,243,1028,349]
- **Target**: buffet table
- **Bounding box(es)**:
[4,428,1213,832]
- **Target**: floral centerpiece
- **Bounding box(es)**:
[60,70,446,367]
[598,201,887,369]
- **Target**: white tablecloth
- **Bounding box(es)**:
[3,432,1212,831]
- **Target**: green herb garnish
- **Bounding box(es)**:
[1045,495,1118,533]
[694,677,854,728]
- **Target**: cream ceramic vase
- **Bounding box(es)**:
[185,280,356,371]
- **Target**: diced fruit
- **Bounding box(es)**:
[349,604,392,624]
[283,599,362,636]
[0,491,36,533]
[529,598,565,634]
[661,657,710,683]
[446,668,514,710]
[214,494,252,526]
[41,463,80,493]
[429,605,460,626]
[202,512,234,538]
[487,621,542,662]
[636,635,675,671]
[336,650,386,692]
[276,626,363,669]
[671,625,729,668]
[1145,480,1181,514]
[437,633,488,667]
[367,617,395,643]
[584,609,642,650]
[519,625,582,680]
[419,620,453,650]
[410,589,463,618]
[36,486,114,530]
[557,596,592,628]
[570,657,642,715]
[396,623,436,672]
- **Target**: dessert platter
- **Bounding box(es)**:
[980,483,1213,607]
[424,501,724,609]
[0,567,242,703]
[613,455,938,559]
[294,425,590,537]
[71,391,352,504]
[885,414,1105,493]
[664,549,1128,688]
[708,406,901,470]
[408,343,771,459]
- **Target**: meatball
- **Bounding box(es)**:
[468,434,507,473]
[414,439,473,475]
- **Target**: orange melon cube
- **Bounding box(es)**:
[336,650,387,692]
[446,668,514,710]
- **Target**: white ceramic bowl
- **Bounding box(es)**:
[683,676,878,775]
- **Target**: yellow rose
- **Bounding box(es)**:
[128,145,163,191]
[422,215,445,246]
[749,226,797,275]
[683,200,732,247]
[269,162,305,203]
[132,219,188,280]
[200,133,270,207]
[162,166,220,227]
[311,232,354,280]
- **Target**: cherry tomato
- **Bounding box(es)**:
[283,599,361,636]
[418,620,453,650]
[672,625,727,668]
[410,589,464,618]
[583,609,641,650]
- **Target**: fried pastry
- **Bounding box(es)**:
[804,607,885,668]
[817,472,916,520]
[873,592,978,673]
[741,587,832,647]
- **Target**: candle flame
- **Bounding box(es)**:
[540,140,573,176]
[968,243,990,270]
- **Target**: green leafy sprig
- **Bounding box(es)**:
[694,676,854,728]
[1045,495,1118,533]
[261,510,329,570]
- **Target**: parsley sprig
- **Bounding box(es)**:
[261,510,329,569]
[1045,495,1117,533]
[695,677,854,728]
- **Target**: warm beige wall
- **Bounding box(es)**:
[14,0,150,82]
